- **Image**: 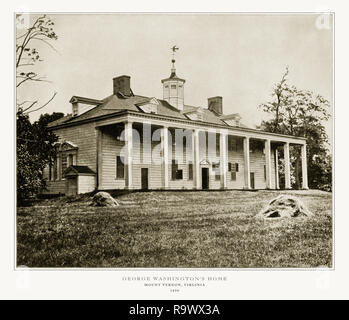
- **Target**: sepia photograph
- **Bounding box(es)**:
[15,13,333,269]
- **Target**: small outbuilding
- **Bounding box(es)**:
[64,165,96,196]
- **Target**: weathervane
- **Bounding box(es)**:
[171,45,179,69]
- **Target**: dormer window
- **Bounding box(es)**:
[221,113,242,127]
[69,96,103,117]
[136,98,159,115]
[183,108,204,121]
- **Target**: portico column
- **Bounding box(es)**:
[194,129,200,189]
[275,148,280,189]
[161,126,169,189]
[243,137,251,189]
[301,143,309,189]
[284,142,291,189]
[265,139,272,189]
[97,128,103,189]
[125,121,133,189]
[220,131,228,189]
[57,154,61,180]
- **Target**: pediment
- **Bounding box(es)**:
[200,159,210,166]
[57,141,78,151]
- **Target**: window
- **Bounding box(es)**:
[230,139,237,152]
[171,85,176,89]
[213,162,220,181]
[176,170,183,180]
[183,136,187,163]
[49,163,52,181]
[231,171,237,181]
[216,134,220,157]
[53,161,58,181]
[172,160,183,180]
[229,163,238,181]
[188,162,193,180]
[61,154,67,178]
[251,140,264,153]
[264,165,266,181]
[68,154,74,166]
[212,162,220,170]
[116,156,125,179]
[172,160,177,180]
[228,162,238,172]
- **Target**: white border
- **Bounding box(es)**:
[2,0,347,300]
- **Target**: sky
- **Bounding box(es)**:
[17,13,333,142]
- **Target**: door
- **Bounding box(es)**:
[66,177,78,196]
[202,168,209,190]
[141,168,149,190]
[250,172,255,189]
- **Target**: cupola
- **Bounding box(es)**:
[161,46,185,111]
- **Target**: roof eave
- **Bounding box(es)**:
[48,109,307,141]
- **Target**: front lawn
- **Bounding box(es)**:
[16,190,332,268]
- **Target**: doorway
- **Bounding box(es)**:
[250,172,255,189]
[141,168,149,190]
[66,177,78,196]
[202,168,209,190]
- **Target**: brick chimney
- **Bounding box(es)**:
[113,75,131,96]
[208,96,223,116]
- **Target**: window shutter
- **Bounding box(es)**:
[264,165,266,181]
[235,163,239,172]
[188,162,193,180]
[172,160,177,180]
[116,156,125,179]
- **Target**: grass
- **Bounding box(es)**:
[16,189,332,268]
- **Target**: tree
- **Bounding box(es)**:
[259,67,332,190]
[16,15,61,202]
[16,14,58,114]
[17,112,64,202]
